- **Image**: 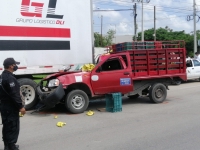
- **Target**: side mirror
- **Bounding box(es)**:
[186,63,191,67]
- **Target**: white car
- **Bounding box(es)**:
[174,59,200,85]
[186,59,200,80]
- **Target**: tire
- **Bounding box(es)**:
[173,80,181,85]
[65,90,89,114]
[149,83,167,103]
[18,78,38,110]
[128,94,140,99]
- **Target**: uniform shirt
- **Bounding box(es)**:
[0,70,23,110]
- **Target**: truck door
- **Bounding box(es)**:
[186,60,196,79]
[192,60,200,78]
[91,54,133,95]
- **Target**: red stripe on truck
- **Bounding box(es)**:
[0,26,71,38]
[0,68,2,70]
[18,67,27,69]
[44,66,53,68]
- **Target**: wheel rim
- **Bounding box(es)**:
[155,88,163,98]
[20,85,35,105]
[71,95,85,110]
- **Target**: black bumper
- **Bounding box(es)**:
[36,84,65,108]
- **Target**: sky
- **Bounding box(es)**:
[93,0,200,36]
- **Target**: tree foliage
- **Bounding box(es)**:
[94,29,116,47]
[135,27,199,57]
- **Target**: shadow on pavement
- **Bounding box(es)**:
[170,79,199,86]
[28,96,153,115]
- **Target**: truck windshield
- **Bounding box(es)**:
[193,60,200,67]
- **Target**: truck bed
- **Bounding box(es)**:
[112,41,187,81]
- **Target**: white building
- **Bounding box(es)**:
[112,35,133,44]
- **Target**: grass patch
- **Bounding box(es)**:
[33,74,48,84]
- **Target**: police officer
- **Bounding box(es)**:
[0,58,26,150]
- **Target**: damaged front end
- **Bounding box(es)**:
[36,79,65,108]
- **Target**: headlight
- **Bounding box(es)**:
[48,79,60,88]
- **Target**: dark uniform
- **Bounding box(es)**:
[0,70,23,149]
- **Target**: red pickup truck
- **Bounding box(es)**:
[37,41,187,113]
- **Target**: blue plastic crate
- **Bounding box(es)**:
[106,93,122,113]
[116,47,123,52]
[137,42,145,50]
[116,43,123,47]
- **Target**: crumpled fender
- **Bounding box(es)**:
[57,72,95,96]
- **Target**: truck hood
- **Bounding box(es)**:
[44,71,82,80]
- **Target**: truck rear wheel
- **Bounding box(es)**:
[65,90,89,114]
[18,78,38,110]
[149,83,167,103]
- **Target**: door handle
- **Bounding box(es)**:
[192,68,194,69]
[124,72,130,75]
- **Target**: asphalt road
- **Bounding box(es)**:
[1,81,200,150]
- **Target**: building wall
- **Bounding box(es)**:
[112,35,133,44]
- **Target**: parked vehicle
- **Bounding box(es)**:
[0,0,93,109]
[37,41,187,114]
[172,58,200,85]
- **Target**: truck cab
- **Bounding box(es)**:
[91,52,133,95]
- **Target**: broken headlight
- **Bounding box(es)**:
[48,79,60,88]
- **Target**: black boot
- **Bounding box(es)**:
[8,144,19,150]
[4,145,9,150]
[4,143,9,150]
[5,145,19,150]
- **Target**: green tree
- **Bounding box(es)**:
[105,29,116,45]
[94,32,101,47]
[94,29,116,47]
[135,27,194,57]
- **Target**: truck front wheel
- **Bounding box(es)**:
[18,78,38,110]
[65,90,89,114]
[149,83,167,103]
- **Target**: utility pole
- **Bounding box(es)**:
[193,0,197,54]
[134,3,137,41]
[132,0,150,41]
[101,15,103,47]
[141,0,144,41]
[154,6,156,41]
[114,24,116,43]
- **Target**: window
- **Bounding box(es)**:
[193,60,200,67]
[101,58,123,71]
[186,60,192,67]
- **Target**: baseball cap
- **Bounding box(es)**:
[3,58,20,67]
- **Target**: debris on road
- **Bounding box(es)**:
[97,108,106,112]
[56,122,66,127]
[86,110,94,116]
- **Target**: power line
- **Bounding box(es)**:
[94,0,197,12]
[93,9,133,11]
[93,15,187,26]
